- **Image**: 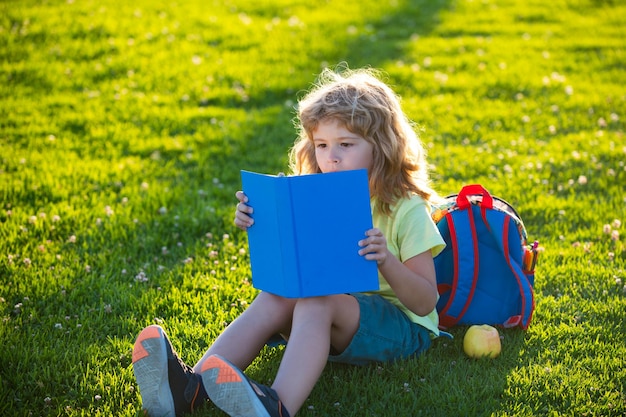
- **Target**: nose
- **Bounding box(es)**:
[328,146,340,165]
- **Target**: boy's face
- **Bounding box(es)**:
[312,118,374,174]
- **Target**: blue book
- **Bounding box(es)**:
[241,169,379,298]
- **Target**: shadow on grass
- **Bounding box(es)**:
[268,326,527,417]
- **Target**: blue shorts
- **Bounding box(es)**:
[327,293,432,366]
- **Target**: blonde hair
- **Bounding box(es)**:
[289,67,438,215]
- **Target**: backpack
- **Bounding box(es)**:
[431,184,536,330]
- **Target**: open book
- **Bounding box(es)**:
[241,169,379,298]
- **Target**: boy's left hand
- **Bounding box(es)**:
[358,228,389,265]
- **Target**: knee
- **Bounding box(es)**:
[255,291,296,314]
[293,295,335,317]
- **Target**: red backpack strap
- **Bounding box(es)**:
[485,211,536,329]
[437,207,480,328]
[456,184,493,210]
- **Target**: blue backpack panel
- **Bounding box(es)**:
[432,184,536,330]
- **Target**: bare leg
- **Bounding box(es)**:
[271,294,360,415]
[193,291,296,372]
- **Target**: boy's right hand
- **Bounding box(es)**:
[234,191,254,230]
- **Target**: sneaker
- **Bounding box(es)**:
[198,354,290,417]
[132,325,208,417]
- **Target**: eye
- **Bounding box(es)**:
[315,143,326,149]
[340,142,353,148]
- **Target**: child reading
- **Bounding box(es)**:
[132,66,445,417]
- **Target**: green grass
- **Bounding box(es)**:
[1,0,625,415]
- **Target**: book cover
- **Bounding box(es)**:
[241,169,379,298]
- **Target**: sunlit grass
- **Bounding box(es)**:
[1,0,625,416]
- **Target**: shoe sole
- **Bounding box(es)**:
[132,325,175,417]
[199,355,270,417]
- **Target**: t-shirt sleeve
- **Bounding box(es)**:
[396,197,446,262]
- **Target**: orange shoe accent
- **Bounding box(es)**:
[132,325,162,363]
[200,356,242,384]
[189,382,200,412]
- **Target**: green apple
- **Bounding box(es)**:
[463,324,502,359]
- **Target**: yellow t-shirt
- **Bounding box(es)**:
[364,195,446,336]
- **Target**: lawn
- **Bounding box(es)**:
[1,0,625,416]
